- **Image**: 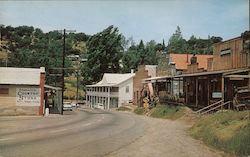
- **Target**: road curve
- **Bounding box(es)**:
[0,109,146,157]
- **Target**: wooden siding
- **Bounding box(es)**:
[133,65,150,105]
[212,37,249,71]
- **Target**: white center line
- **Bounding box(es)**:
[84,123,91,126]
[0,138,14,141]
[50,128,67,133]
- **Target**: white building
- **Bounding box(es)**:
[0,67,45,115]
[86,73,135,109]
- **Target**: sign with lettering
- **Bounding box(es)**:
[212,92,222,98]
[16,88,40,106]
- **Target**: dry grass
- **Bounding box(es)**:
[149,105,185,120]
[0,51,8,59]
[64,76,85,100]
[189,111,250,156]
[117,106,132,112]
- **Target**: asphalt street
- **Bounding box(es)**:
[0,109,146,157]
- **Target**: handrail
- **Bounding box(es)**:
[202,101,231,115]
[196,100,223,114]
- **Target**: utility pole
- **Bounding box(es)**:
[61,29,66,115]
[57,29,76,115]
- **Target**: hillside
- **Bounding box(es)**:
[189,111,250,156]
[0,25,89,99]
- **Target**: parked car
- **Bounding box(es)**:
[63,102,73,111]
[71,102,79,107]
[95,103,104,110]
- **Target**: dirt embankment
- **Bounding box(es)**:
[106,108,226,157]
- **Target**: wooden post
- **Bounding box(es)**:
[178,78,181,98]
[221,77,225,110]
[207,77,210,106]
[249,71,250,90]
[170,78,173,95]
[221,77,225,102]
[195,77,198,107]
[108,87,110,109]
[185,78,188,105]
[39,69,45,116]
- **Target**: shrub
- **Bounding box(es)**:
[134,107,145,115]
[117,106,132,112]
[149,105,185,120]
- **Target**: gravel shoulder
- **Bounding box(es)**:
[106,114,226,157]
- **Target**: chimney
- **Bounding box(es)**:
[131,69,134,74]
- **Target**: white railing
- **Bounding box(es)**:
[87,91,118,97]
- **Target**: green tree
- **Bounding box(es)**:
[121,45,140,73]
[121,39,158,73]
[138,40,145,64]
[82,25,123,84]
[144,40,158,65]
[167,26,187,53]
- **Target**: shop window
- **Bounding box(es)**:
[0,87,9,94]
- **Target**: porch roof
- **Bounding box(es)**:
[174,68,249,78]
[142,68,249,83]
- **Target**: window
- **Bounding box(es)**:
[126,86,129,93]
[220,48,231,56]
[0,87,9,94]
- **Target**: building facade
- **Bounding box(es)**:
[0,67,45,115]
[133,65,156,106]
[181,33,250,109]
[86,73,135,109]
[142,32,250,109]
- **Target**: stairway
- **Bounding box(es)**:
[196,100,231,115]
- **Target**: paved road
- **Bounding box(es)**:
[0,109,146,157]
[0,109,224,157]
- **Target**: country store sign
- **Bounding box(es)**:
[16,88,40,106]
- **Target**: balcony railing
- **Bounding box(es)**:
[87,91,118,97]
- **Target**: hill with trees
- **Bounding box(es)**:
[0,24,223,94]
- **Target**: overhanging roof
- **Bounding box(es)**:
[174,68,249,78]
[142,68,250,83]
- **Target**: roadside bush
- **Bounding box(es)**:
[149,105,185,120]
[189,111,250,156]
[117,106,132,112]
[134,107,145,115]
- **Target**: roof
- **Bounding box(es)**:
[143,68,250,82]
[87,73,135,87]
[169,53,212,70]
[0,67,45,85]
[213,36,241,45]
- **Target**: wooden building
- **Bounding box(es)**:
[142,32,250,110]
[142,53,212,105]
[176,68,249,109]
[133,65,156,106]
[182,33,250,109]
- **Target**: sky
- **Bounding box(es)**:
[0,0,249,43]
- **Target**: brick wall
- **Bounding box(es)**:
[133,65,150,106]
